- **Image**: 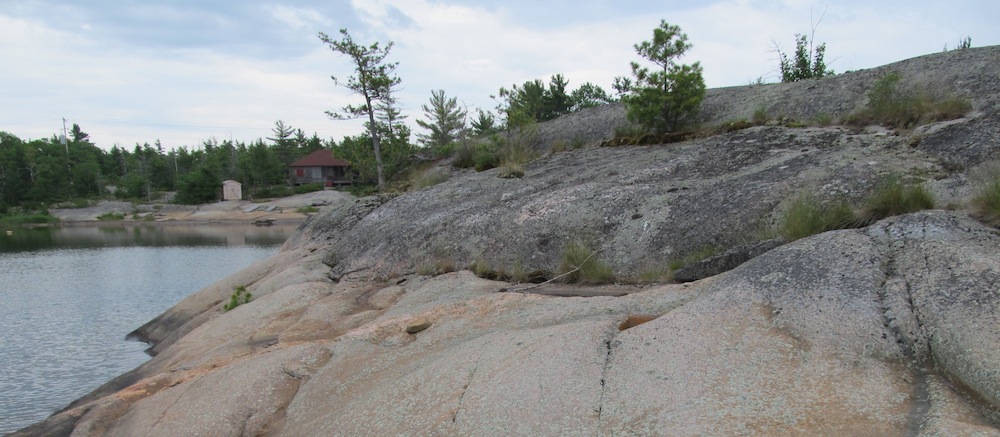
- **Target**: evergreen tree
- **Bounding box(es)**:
[416,89,467,148]
[268,120,297,165]
[470,110,498,137]
[570,82,614,111]
[618,20,706,134]
[319,28,402,192]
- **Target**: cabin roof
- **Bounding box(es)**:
[288,149,351,168]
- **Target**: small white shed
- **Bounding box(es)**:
[222,180,242,201]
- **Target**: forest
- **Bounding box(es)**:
[0,120,341,214]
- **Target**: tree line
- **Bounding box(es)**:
[0,120,329,211]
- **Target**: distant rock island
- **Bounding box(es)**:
[13,46,1000,436]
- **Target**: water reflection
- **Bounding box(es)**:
[0,224,296,434]
[0,224,298,252]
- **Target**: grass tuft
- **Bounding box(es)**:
[973,179,1000,227]
[857,176,935,225]
[558,240,615,284]
[779,196,857,241]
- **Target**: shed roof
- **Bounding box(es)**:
[289,149,351,167]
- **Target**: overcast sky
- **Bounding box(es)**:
[2,0,997,150]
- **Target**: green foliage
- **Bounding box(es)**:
[253,184,294,199]
[416,89,467,151]
[452,141,501,172]
[474,147,501,171]
[97,211,126,221]
[293,183,324,194]
[847,72,971,128]
[618,20,706,134]
[558,240,615,284]
[857,176,935,225]
[296,206,319,214]
[570,82,615,111]
[332,129,413,189]
[496,76,614,126]
[780,177,935,240]
[470,110,499,137]
[777,33,833,82]
[780,196,856,241]
[498,75,573,124]
[224,285,252,311]
[175,167,220,204]
[0,212,59,225]
[2,117,333,212]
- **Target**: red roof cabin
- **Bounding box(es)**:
[288,150,352,187]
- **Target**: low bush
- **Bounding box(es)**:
[296,206,319,214]
[0,213,59,225]
[558,240,615,284]
[97,212,126,221]
[451,141,501,171]
[253,185,294,199]
[847,72,971,129]
[293,183,325,194]
[474,150,500,171]
[224,285,252,311]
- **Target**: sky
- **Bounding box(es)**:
[2,0,997,150]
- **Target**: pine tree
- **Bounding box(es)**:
[319,29,402,192]
[416,89,467,148]
[617,20,706,134]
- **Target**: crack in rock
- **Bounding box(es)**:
[452,365,478,425]
[596,325,619,435]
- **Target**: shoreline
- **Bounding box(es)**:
[42,216,311,228]
[38,190,354,229]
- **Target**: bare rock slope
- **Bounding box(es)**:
[13,46,1000,436]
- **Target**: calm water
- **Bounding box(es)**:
[0,224,298,435]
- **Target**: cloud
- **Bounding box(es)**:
[2,0,998,149]
[264,4,331,31]
[0,10,360,148]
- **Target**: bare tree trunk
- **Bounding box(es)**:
[367,104,385,192]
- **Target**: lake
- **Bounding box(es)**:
[0,224,298,435]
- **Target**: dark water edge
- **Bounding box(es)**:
[0,225,296,435]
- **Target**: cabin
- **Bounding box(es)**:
[288,150,352,186]
[221,180,242,201]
